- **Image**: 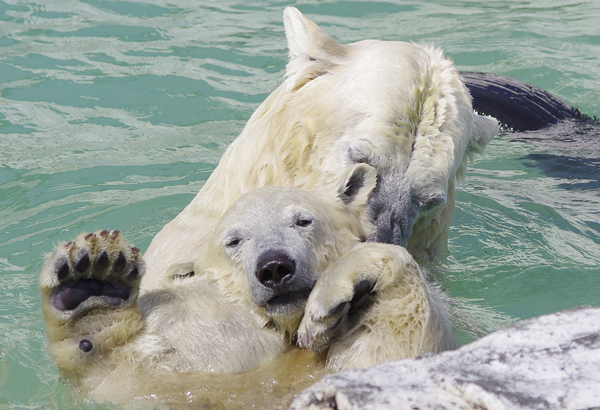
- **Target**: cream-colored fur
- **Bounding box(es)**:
[298,243,453,372]
[40,165,452,404]
[142,7,498,290]
[40,7,496,406]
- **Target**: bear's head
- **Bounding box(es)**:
[197,164,376,337]
[279,6,498,248]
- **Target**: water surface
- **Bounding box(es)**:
[1,1,599,408]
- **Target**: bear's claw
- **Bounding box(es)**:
[41,230,145,316]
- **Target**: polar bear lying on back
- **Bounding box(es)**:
[40,7,497,405]
[41,165,453,403]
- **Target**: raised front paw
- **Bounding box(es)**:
[296,260,376,353]
[40,230,145,320]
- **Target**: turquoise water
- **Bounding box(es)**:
[1,0,599,408]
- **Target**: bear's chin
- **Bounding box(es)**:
[264,288,312,318]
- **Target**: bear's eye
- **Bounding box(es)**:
[295,218,313,228]
[225,238,242,248]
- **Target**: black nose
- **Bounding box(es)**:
[256,251,295,288]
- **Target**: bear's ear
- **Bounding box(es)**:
[283,7,346,86]
[337,163,377,207]
[467,114,499,155]
[283,7,346,62]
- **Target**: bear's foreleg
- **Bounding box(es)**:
[39,230,145,382]
[297,242,453,371]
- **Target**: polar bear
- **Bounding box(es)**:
[141,7,498,291]
[40,164,452,404]
[39,5,500,405]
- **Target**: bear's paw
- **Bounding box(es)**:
[297,265,377,353]
[40,230,145,321]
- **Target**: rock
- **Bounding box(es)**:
[289,307,600,410]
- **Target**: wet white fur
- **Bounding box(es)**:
[40,7,496,404]
[142,7,498,290]
[40,165,452,403]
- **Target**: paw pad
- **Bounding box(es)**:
[56,259,70,280]
[113,252,126,272]
[42,230,145,313]
[75,253,90,273]
[94,252,109,272]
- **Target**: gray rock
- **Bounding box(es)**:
[289,307,600,410]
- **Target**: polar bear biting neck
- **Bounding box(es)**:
[142,7,498,291]
[39,6,498,406]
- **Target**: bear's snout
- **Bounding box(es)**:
[249,248,314,316]
[256,250,295,288]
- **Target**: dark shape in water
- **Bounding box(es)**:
[462,72,589,131]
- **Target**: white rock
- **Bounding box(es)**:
[289,307,600,410]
